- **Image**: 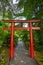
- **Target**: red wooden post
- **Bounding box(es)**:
[29,22,34,58]
[2,20,40,59]
[10,22,14,58]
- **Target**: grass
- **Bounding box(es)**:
[0,47,9,65]
[35,51,43,65]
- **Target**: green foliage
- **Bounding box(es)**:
[0,26,6,48]
[0,47,9,65]
[15,30,30,49]
[3,32,10,47]
[3,32,18,47]
[18,0,43,19]
[14,35,18,47]
[33,22,43,51]
[0,0,43,51]
[0,0,43,65]
[0,21,3,26]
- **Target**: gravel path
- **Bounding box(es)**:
[8,41,38,65]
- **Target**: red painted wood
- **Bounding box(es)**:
[15,27,40,30]
[10,22,14,58]
[29,22,34,58]
[3,27,11,30]
[2,20,40,59]
[3,27,40,30]
[3,20,40,23]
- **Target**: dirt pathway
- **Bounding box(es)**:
[8,45,38,65]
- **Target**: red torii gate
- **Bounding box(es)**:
[3,20,40,59]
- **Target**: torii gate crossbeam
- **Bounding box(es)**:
[2,20,40,59]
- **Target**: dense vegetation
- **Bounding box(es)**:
[0,0,43,65]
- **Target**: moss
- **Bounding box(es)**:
[0,47,9,65]
[35,51,43,65]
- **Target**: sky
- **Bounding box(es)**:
[13,0,19,4]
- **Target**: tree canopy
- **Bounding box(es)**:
[0,0,43,20]
[0,0,43,50]
[0,1,43,65]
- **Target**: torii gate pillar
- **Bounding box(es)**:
[2,20,40,59]
[30,22,34,58]
[10,22,14,58]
